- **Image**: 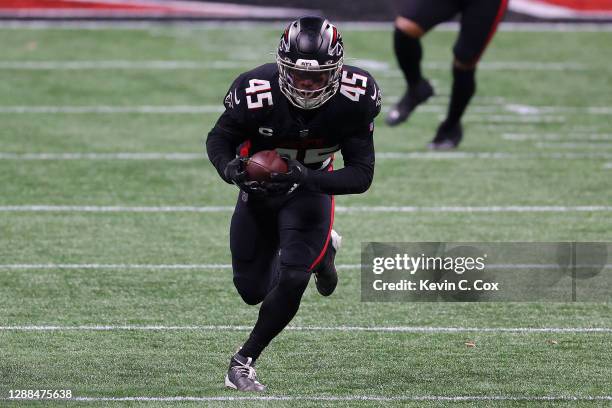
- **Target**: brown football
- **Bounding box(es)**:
[245,150,288,182]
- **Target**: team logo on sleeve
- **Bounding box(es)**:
[225,88,242,110]
[372,85,382,107]
[224,90,234,109]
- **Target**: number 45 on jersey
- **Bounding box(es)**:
[244,71,370,110]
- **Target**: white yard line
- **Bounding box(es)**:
[503,104,612,115]
[0,263,234,270]
[461,115,566,123]
[0,105,223,114]
[3,151,612,160]
[0,60,593,71]
[0,105,578,123]
[2,20,612,32]
[0,395,610,402]
[425,61,588,71]
[0,325,610,333]
[73,395,612,402]
[604,163,612,169]
[503,133,612,141]
[536,142,612,149]
[0,205,235,212]
[0,104,608,116]
[391,104,610,115]
[0,152,206,160]
[1,263,609,271]
[0,205,611,213]
[0,60,249,70]
[345,21,612,32]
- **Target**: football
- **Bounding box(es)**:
[245,150,288,181]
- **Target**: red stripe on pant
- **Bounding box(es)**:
[475,0,509,63]
[308,195,335,272]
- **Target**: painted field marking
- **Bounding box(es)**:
[0,205,611,213]
[0,60,595,72]
[1,263,609,271]
[0,264,234,270]
[0,60,245,70]
[2,20,612,32]
[0,105,223,114]
[503,133,612,141]
[0,152,206,160]
[2,151,612,160]
[0,325,610,333]
[460,115,566,123]
[536,142,612,149]
[0,104,608,116]
[0,395,610,402]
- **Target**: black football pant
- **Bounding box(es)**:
[229,189,334,360]
[396,0,508,64]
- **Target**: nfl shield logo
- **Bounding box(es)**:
[299,129,309,138]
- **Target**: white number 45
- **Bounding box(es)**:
[340,71,368,102]
[246,79,273,110]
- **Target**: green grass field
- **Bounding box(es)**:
[0,22,611,406]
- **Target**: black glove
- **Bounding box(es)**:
[269,158,309,194]
[223,157,267,196]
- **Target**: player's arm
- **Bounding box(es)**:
[270,123,375,196]
[206,109,246,184]
[309,69,380,195]
[206,73,250,184]
[308,125,375,195]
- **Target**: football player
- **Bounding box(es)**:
[206,16,381,391]
[387,0,508,149]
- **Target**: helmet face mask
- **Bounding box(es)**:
[277,17,344,110]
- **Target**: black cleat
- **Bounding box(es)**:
[225,353,266,392]
[313,229,342,297]
[385,79,434,127]
[428,121,463,150]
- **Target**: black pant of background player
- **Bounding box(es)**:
[390,0,508,148]
[230,189,333,359]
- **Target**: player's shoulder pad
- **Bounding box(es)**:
[338,64,382,121]
[223,63,278,118]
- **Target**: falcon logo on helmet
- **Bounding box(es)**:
[277,16,344,110]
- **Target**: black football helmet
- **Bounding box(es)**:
[277,16,344,110]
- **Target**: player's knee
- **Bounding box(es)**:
[453,55,478,71]
[233,276,266,305]
[278,244,312,290]
[279,242,315,270]
[277,267,311,295]
[395,16,425,38]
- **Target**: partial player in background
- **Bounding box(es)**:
[387,0,508,149]
[206,16,381,391]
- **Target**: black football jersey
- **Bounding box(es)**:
[207,63,382,195]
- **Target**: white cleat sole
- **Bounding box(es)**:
[331,229,342,251]
[224,374,237,390]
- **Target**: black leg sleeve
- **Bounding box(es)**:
[394,27,423,87]
[239,267,310,360]
[443,66,476,128]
